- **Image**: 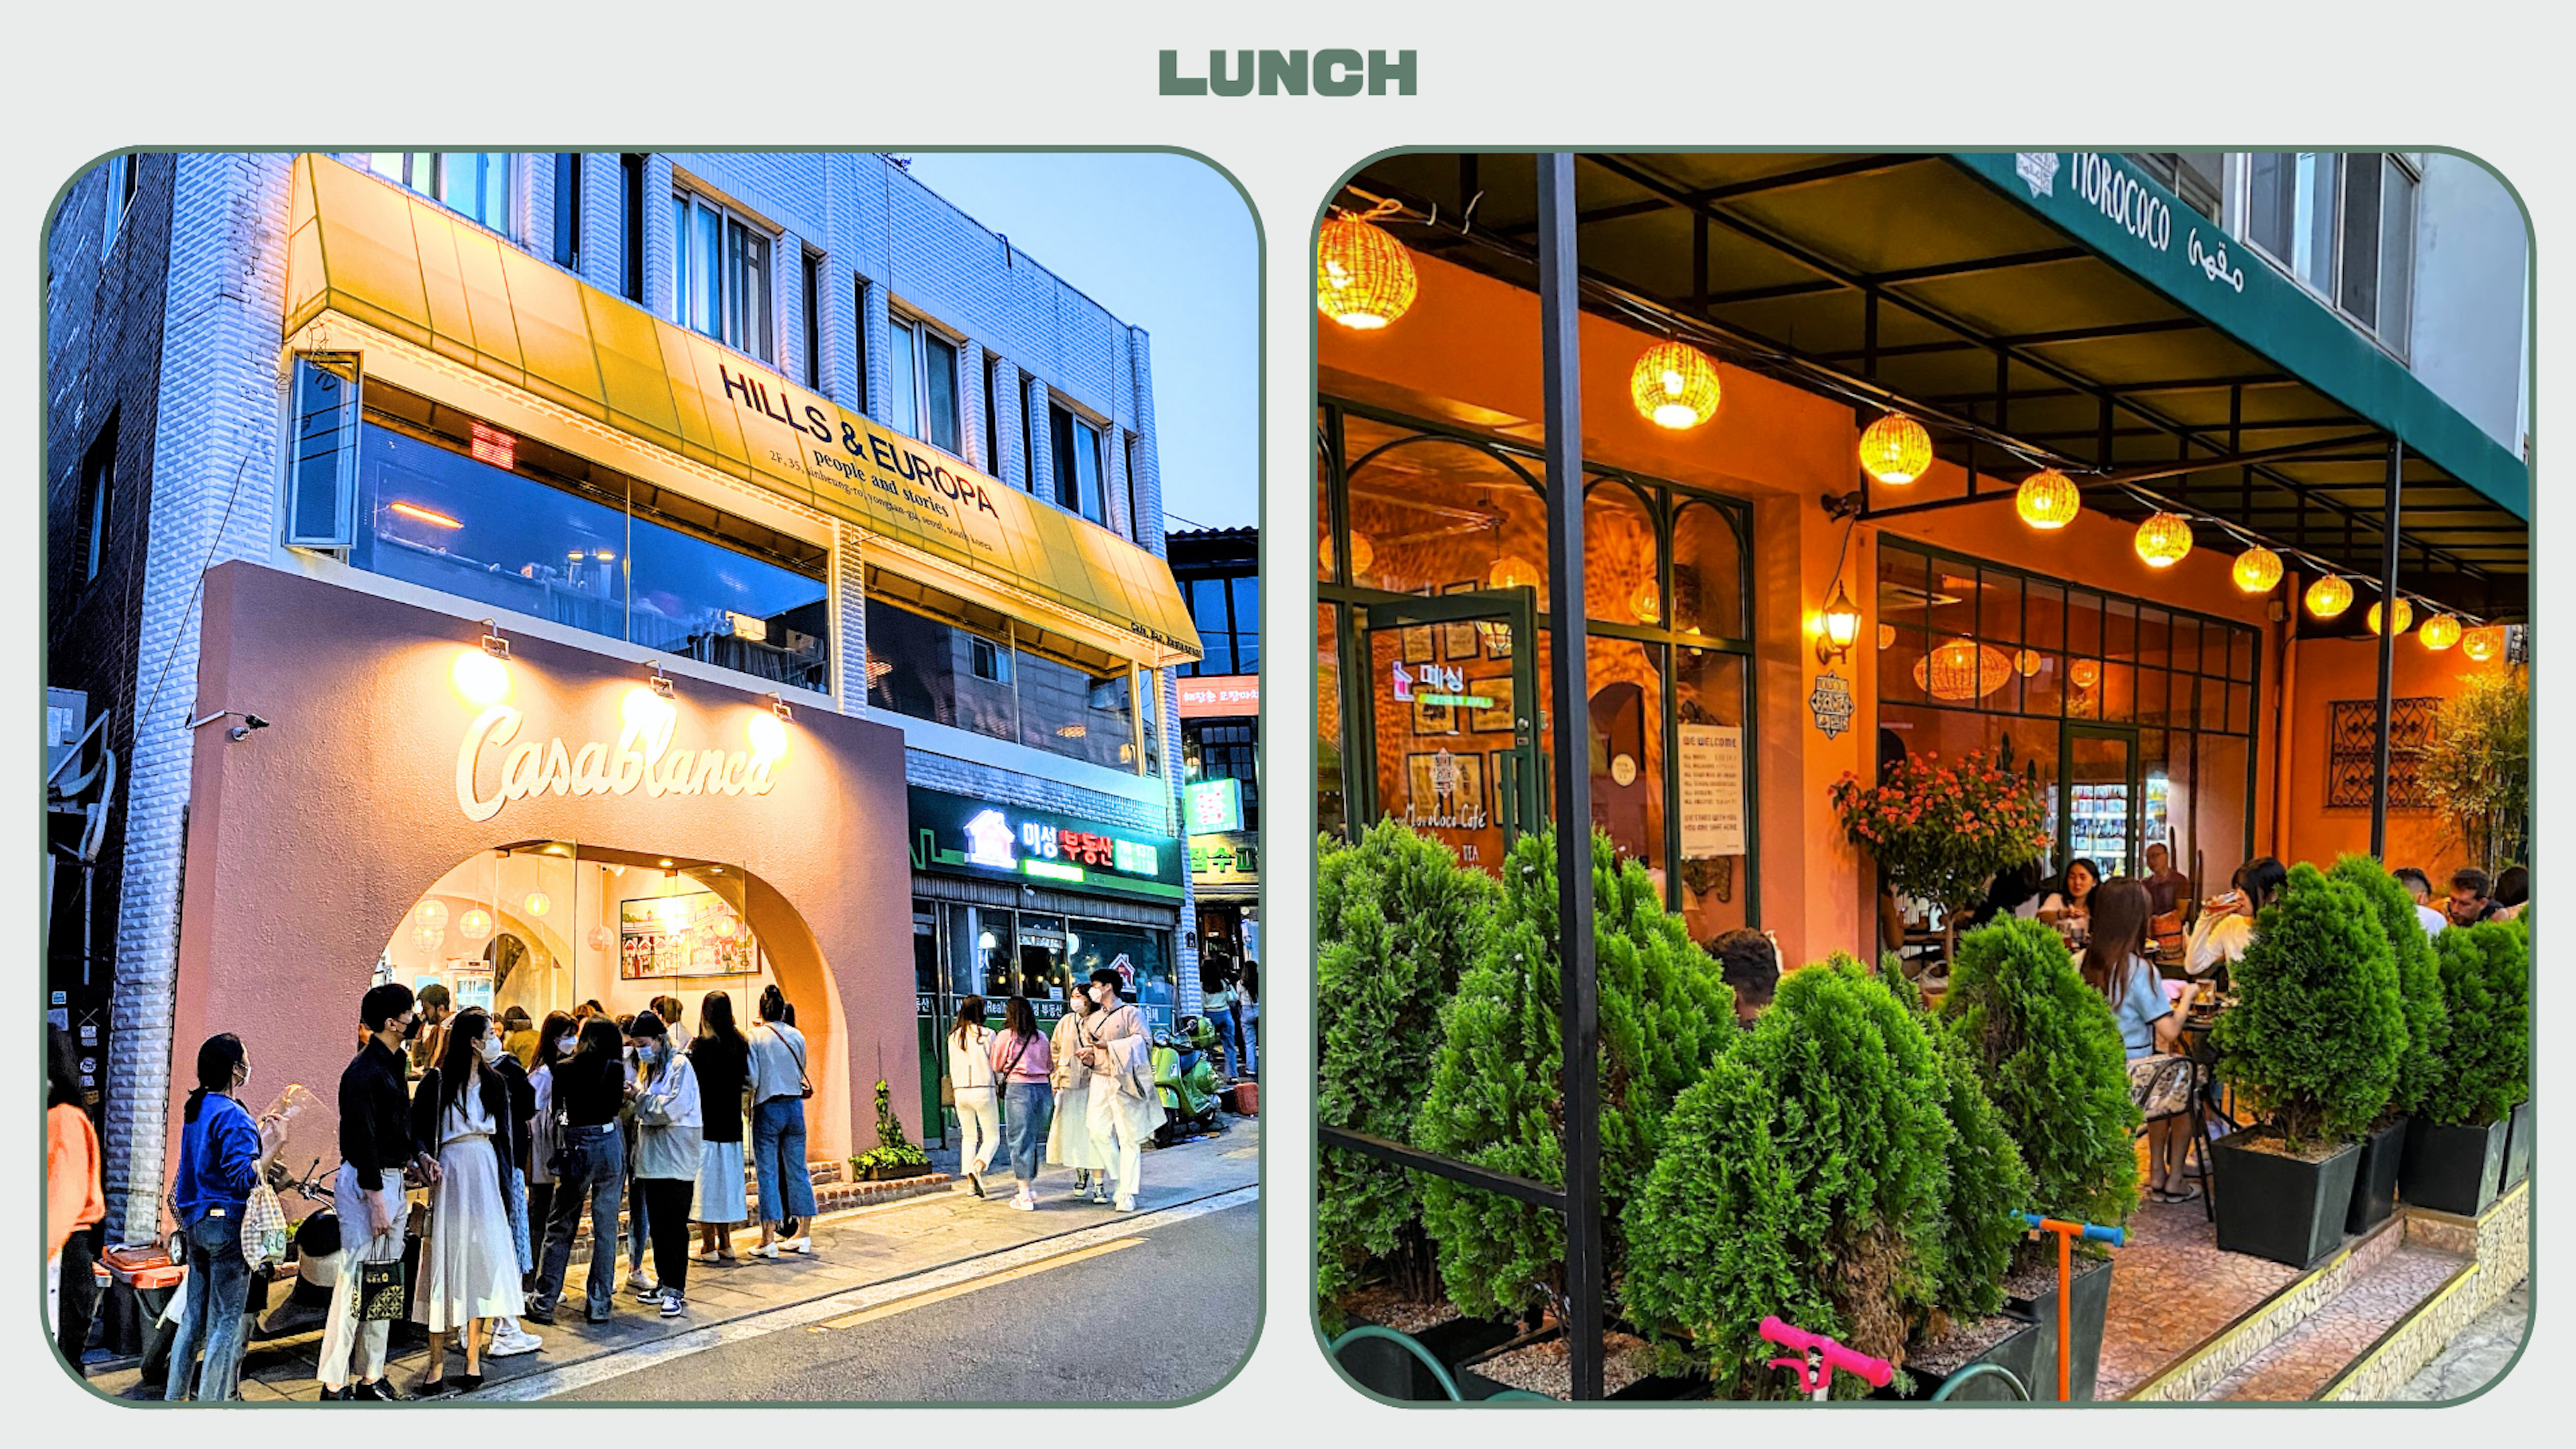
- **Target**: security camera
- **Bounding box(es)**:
[227,714,272,742]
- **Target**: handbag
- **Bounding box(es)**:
[240,1180,291,1269]
[357,1258,407,1322]
[786,1028,813,1100]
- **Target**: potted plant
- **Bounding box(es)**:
[1413,828,1733,1349]
[1933,918,2138,1396]
[2328,855,2449,1232]
[2210,864,2406,1266]
[1831,747,2049,966]
[1313,820,1507,1399]
[2420,669,2529,879]
[1624,959,1965,1399]
[2403,919,2530,1216]
[851,1079,936,1181]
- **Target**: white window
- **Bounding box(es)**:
[1049,400,1108,527]
[887,314,961,453]
[2239,153,2417,356]
[669,189,773,362]
[367,153,512,236]
[100,155,138,258]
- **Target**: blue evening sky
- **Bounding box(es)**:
[904,151,1258,532]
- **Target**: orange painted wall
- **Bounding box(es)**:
[2279,635,2501,878]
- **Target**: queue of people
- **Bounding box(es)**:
[140,978,824,1401]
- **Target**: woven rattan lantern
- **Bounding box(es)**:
[1631,341,1722,429]
[1859,413,1933,486]
[1315,211,1417,331]
[2367,598,2415,637]
[2461,626,2505,663]
[2016,470,2082,530]
[1914,639,2013,702]
[2070,659,2103,691]
[2015,648,2045,678]
[2420,614,2463,651]
[2306,574,2355,620]
[2133,513,2194,569]
[2231,545,2284,595]
[1487,555,1541,592]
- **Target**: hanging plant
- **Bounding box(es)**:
[1830,747,2049,949]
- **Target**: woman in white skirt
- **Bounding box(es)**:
[946,997,1000,1197]
[409,1008,527,1395]
[1045,988,1106,1198]
[689,991,751,1263]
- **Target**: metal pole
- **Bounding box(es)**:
[1536,151,1603,1403]
[2370,439,2403,858]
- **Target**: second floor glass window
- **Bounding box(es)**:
[368,153,511,235]
[670,190,772,362]
[888,315,961,453]
[2244,152,2416,355]
[1049,402,1107,527]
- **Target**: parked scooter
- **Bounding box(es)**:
[1150,1019,1224,1146]
[250,1157,346,1342]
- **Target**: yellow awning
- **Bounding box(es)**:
[282,154,1201,666]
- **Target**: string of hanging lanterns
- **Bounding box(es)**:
[1316,184,2507,653]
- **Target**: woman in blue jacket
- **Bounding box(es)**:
[165,1033,281,1401]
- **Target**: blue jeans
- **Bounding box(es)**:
[535,1124,624,1316]
[1003,1081,1054,1183]
[165,1211,250,1401]
[752,1097,814,1224]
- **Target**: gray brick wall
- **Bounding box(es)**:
[56,153,1188,1231]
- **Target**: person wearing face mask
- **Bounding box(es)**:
[317,983,437,1401]
[1076,970,1161,1212]
[164,1033,284,1400]
[524,1011,576,1282]
[480,1020,543,1360]
[746,985,816,1258]
[1046,986,1107,1199]
[627,1011,703,1316]
[409,1009,527,1395]
[527,1018,629,1327]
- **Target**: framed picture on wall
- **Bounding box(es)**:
[1440,580,1482,660]
[620,890,754,979]
[1468,674,1515,733]
[1401,623,1435,664]
[1411,695,1456,736]
[1404,749,1488,826]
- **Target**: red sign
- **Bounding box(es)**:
[1177,674,1259,718]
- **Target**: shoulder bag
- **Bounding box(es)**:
[786,1027,813,1100]
[357,1257,407,1321]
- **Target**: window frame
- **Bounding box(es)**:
[366,152,513,237]
[100,155,138,258]
[669,185,775,362]
[2231,151,2419,360]
[619,154,645,301]
[551,152,581,268]
[801,250,823,391]
[886,310,964,452]
[76,418,118,585]
[1048,398,1110,528]
[983,353,1004,474]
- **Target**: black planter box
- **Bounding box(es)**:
[1454,1326,1712,1401]
[2500,1099,2534,1196]
[2000,1255,2114,1401]
[2401,1116,2506,1217]
[2212,1130,2363,1267]
[2347,1116,2410,1234]
[1331,1309,1522,1402]
[1878,1316,2044,1401]
[857,1161,938,1182]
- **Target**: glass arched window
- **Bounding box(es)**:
[1342,421,1548,607]
[1584,480,1660,628]
[1672,500,1745,641]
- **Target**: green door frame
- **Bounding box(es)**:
[2059,720,2143,881]
[1350,586,1542,849]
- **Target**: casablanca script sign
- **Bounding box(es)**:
[455,704,778,824]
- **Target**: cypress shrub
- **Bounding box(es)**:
[1939,917,2140,1236]
[2211,863,2405,1148]
[2425,918,2531,1126]
[1313,820,1499,1301]
[1413,828,1733,1323]
[2328,853,2449,1120]
[1885,955,2033,1322]
[1624,958,1955,1397]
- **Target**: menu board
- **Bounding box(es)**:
[1678,724,1746,859]
[620,890,753,979]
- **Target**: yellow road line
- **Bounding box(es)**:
[812,1238,1146,1331]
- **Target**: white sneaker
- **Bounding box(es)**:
[627,1271,659,1296]
[1011,1190,1036,1212]
[486,1322,543,1358]
[1114,1195,1137,1212]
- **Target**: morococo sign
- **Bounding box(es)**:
[456,702,777,824]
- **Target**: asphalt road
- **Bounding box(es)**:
[554,1199,1260,1403]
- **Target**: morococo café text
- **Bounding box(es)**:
[160,154,1203,1183]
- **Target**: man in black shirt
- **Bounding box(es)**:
[317,983,438,1401]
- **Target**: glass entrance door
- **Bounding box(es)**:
[1354,588,1538,871]
[2062,724,2143,880]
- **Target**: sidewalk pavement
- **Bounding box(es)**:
[95,1116,1260,1403]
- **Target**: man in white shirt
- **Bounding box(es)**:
[2394,867,2448,938]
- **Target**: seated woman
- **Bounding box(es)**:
[2184,857,2288,979]
[2083,879,2194,1203]
[2035,858,2101,939]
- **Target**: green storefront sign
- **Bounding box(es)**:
[907,786,1185,901]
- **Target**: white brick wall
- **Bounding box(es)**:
[87,153,1191,1226]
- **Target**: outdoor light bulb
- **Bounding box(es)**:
[2015,469,2082,530]
[747,710,789,765]
[417,900,449,930]
[2420,614,2462,651]
[459,908,492,941]
[978,931,998,951]
[1314,214,1418,330]
[2232,545,2284,594]
[523,891,551,918]
[2367,598,2415,637]
[451,647,511,708]
[1630,341,1721,430]
[2133,513,2194,569]
[2306,574,2355,620]
[621,684,676,733]
[1819,581,1862,655]
[1858,413,1933,486]
[2461,625,2504,663]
